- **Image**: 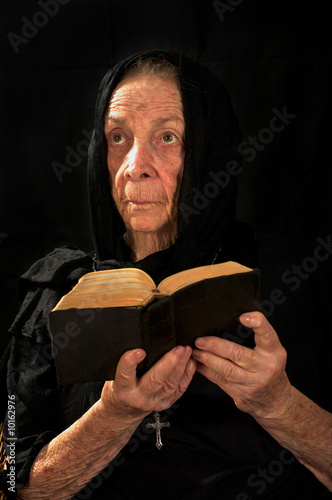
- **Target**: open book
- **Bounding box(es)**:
[49,261,260,384]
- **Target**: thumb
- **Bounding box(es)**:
[239,311,281,353]
[115,349,146,387]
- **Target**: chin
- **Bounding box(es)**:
[128,215,173,234]
[129,220,164,233]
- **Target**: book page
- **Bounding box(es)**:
[54,268,158,310]
[158,261,253,295]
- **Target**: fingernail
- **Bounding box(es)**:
[134,349,145,359]
[195,337,205,346]
[239,314,251,324]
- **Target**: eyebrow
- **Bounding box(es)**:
[152,115,184,125]
[105,115,126,125]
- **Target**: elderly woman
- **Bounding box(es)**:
[1,50,331,499]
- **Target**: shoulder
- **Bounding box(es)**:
[10,246,94,340]
[20,246,94,289]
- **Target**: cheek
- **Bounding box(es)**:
[159,143,184,175]
[160,157,183,199]
[107,153,125,198]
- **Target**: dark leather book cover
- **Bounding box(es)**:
[49,307,144,384]
[49,298,177,384]
[49,269,259,384]
[173,270,260,347]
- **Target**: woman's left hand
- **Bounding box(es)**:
[192,311,292,419]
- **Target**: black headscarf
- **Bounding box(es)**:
[88,49,244,281]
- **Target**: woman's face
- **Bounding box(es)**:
[104,74,185,236]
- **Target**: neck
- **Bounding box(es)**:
[124,227,177,262]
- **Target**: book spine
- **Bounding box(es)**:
[138,296,176,376]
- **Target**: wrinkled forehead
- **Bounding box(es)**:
[105,74,184,123]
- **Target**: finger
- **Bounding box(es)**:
[178,357,197,393]
[239,311,282,353]
[194,336,257,371]
[195,360,227,387]
[192,348,251,384]
[142,346,192,393]
[115,349,146,387]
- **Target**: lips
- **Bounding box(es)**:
[128,200,156,206]
[127,195,159,204]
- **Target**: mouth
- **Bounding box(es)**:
[128,200,157,207]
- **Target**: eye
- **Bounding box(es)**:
[162,133,177,144]
[110,133,126,144]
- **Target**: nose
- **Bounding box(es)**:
[124,141,157,180]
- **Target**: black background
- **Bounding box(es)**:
[1,0,331,352]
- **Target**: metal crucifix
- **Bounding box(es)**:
[145,412,170,450]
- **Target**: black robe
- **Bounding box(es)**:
[1,50,331,499]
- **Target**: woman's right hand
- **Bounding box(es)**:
[100,346,196,420]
